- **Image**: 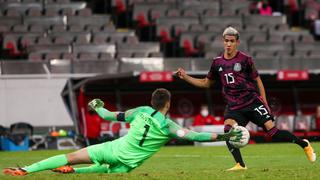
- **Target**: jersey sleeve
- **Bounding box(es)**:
[167,119,213,142]
[247,57,259,79]
[206,59,219,81]
[124,107,142,123]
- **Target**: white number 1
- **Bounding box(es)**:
[224,73,235,84]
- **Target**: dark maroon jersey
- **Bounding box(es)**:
[207,51,259,110]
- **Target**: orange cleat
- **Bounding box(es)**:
[3,167,28,176]
[303,139,316,162]
[52,166,75,174]
[226,163,247,171]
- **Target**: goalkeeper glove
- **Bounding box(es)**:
[88,99,104,111]
[216,128,242,141]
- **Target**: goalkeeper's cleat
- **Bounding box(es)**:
[52,166,75,174]
[303,139,316,162]
[226,163,247,171]
[3,167,28,176]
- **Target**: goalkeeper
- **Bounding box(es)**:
[3,88,243,176]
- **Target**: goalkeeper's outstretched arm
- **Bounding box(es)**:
[167,119,241,142]
[88,99,118,121]
[88,99,138,123]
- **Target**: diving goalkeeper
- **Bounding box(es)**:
[3,88,243,176]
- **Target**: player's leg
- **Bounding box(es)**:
[224,109,248,170]
[53,141,115,174]
[3,147,92,176]
[51,147,94,174]
[77,141,133,173]
[263,120,316,162]
[251,99,316,162]
[108,163,133,173]
[224,119,247,170]
[54,141,132,174]
[53,164,110,174]
[26,148,91,173]
[55,162,133,174]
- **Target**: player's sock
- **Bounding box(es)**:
[74,164,109,174]
[225,125,246,167]
[24,154,68,173]
[268,127,308,148]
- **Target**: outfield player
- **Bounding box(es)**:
[176,27,316,171]
[3,88,243,176]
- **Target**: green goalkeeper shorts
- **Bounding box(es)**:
[87,141,133,173]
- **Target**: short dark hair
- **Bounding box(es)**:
[151,88,171,110]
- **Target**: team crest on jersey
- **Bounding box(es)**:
[233,63,241,72]
[218,67,223,72]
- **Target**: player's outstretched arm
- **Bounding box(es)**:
[88,99,118,121]
[88,99,138,123]
[176,68,213,88]
[167,120,242,142]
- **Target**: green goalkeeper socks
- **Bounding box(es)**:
[74,163,133,173]
[74,164,110,173]
[24,154,68,173]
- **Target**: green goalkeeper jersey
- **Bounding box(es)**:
[112,106,171,168]
[96,106,213,168]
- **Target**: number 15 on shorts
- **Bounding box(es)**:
[254,105,270,119]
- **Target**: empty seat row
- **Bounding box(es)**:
[156,23,290,44]
[0,23,116,34]
[28,52,114,61]
[126,0,176,6]
[25,42,161,60]
[249,41,320,55]
[132,0,219,27]
[0,7,92,17]
[251,49,320,59]
[0,13,111,27]
[0,59,118,75]
[133,2,281,29]
[28,51,163,61]
[176,27,314,57]
[0,1,84,13]
[0,0,70,4]
[154,15,287,41]
[22,15,111,27]
[134,7,248,27]
[48,24,115,33]
[2,31,138,54]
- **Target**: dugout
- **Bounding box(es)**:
[61,71,320,144]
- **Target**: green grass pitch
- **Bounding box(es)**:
[1,142,320,179]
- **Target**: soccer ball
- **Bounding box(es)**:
[229,126,250,148]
